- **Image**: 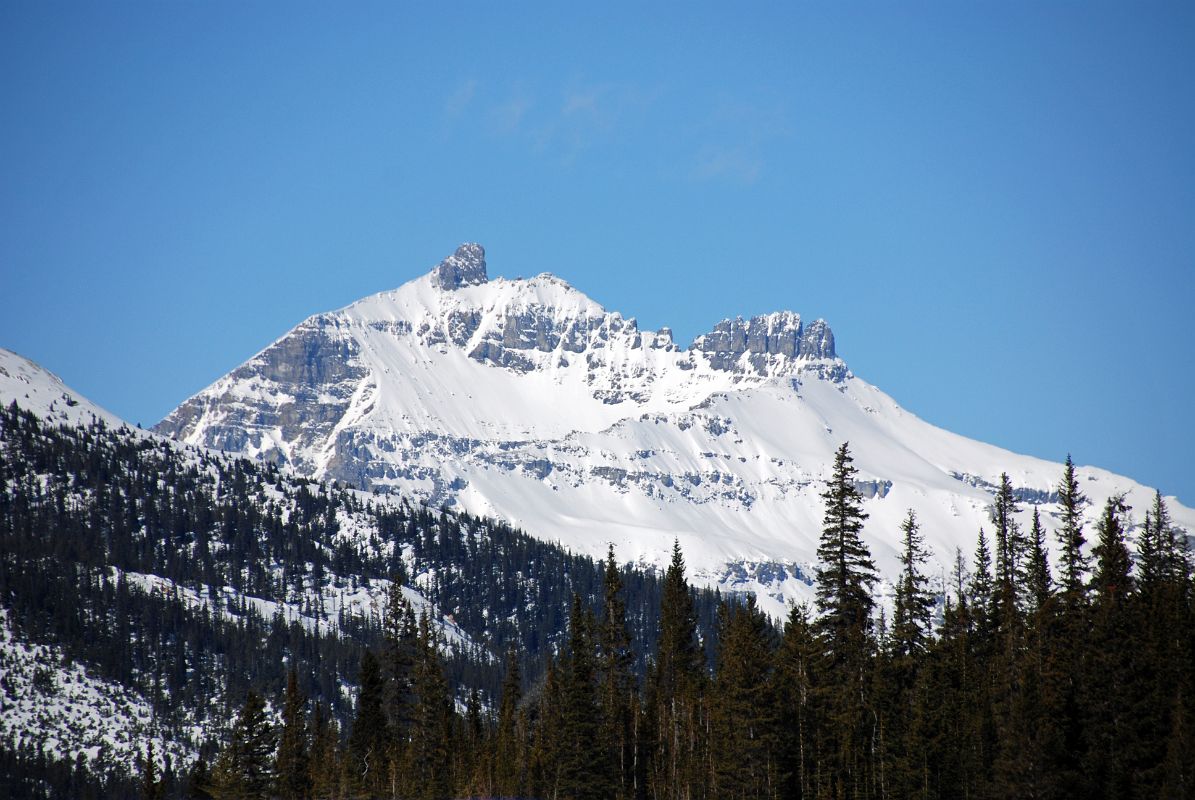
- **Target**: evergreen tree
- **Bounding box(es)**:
[1023,507,1052,617]
[599,545,636,800]
[1056,455,1089,601]
[969,528,995,642]
[646,540,704,800]
[211,691,276,800]
[813,442,879,798]
[1150,490,1192,586]
[275,667,310,800]
[494,647,524,797]
[963,529,999,790]
[709,595,778,800]
[775,603,823,800]
[651,540,702,698]
[380,583,418,796]
[138,742,163,800]
[990,473,1024,629]
[1134,491,1195,795]
[1085,494,1136,797]
[892,509,934,660]
[347,651,387,795]
[307,703,339,800]
[988,475,1032,798]
[408,612,452,800]
[530,657,565,798]
[1139,509,1164,592]
[186,757,213,800]
[1091,494,1134,605]
[381,582,418,745]
[814,442,877,656]
[557,594,611,800]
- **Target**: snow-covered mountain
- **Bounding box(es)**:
[155,244,1194,616]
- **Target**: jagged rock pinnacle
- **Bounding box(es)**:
[692,312,835,372]
[432,243,488,290]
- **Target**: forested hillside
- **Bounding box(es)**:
[0,402,725,796]
[3,401,1194,799]
[199,446,1195,800]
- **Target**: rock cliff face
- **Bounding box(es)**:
[153,244,1192,617]
[694,312,835,374]
[155,315,366,471]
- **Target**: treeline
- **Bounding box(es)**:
[199,444,1195,800]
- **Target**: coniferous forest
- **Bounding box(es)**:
[2,403,1194,799]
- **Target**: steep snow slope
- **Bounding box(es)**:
[155,245,1193,617]
[0,347,126,429]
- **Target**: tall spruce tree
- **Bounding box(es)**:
[814,442,877,656]
[1134,491,1195,795]
[275,667,310,800]
[347,651,387,795]
[494,647,525,797]
[1085,494,1136,797]
[381,581,418,763]
[307,703,339,800]
[990,473,1024,629]
[814,442,879,798]
[652,540,702,697]
[1024,507,1052,617]
[558,594,611,800]
[775,603,823,800]
[1056,455,1089,601]
[892,509,934,659]
[969,528,995,642]
[139,742,163,800]
[211,691,275,800]
[408,612,452,800]
[599,545,636,800]
[647,540,704,800]
[710,595,778,800]
[1091,495,1134,605]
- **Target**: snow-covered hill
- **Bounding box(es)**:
[0,347,126,429]
[155,245,1193,617]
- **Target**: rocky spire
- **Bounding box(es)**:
[691,312,836,372]
[432,243,488,290]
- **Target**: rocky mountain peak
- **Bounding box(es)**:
[432,243,488,290]
[691,312,835,373]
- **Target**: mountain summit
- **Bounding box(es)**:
[433,242,488,289]
[154,245,1192,614]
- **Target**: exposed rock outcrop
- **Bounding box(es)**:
[432,243,488,290]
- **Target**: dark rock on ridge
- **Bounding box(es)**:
[432,243,488,290]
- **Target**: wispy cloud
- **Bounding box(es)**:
[689,93,793,184]
[488,94,534,135]
[463,79,657,165]
[693,147,763,185]
[444,79,478,119]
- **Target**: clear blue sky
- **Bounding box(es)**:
[2,2,1192,503]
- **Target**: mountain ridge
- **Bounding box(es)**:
[146,244,1191,617]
